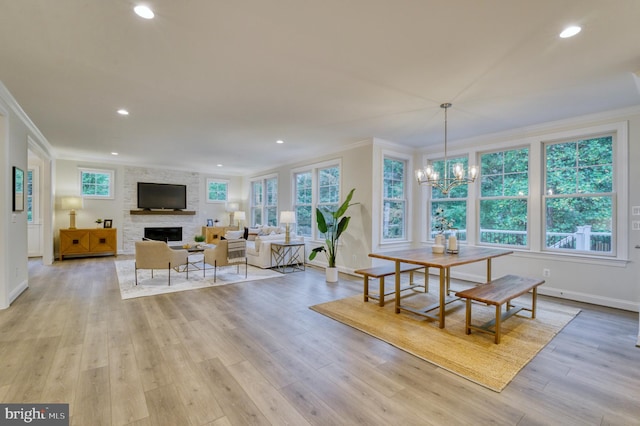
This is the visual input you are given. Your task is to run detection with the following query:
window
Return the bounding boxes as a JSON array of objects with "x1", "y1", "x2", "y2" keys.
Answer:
[
  {"x1": 27, "y1": 169, "x2": 34, "y2": 223},
  {"x1": 479, "y1": 147, "x2": 529, "y2": 246},
  {"x1": 429, "y1": 155, "x2": 470, "y2": 241},
  {"x1": 294, "y1": 172, "x2": 313, "y2": 237},
  {"x1": 383, "y1": 156, "x2": 406, "y2": 240},
  {"x1": 206, "y1": 179, "x2": 228, "y2": 203},
  {"x1": 544, "y1": 135, "x2": 614, "y2": 254},
  {"x1": 80, "y1": 168, "x2": 114, "y2": 199},
  {"x1": 250, "y1": 175, "x2": 278, "y2": 226},
  {"x1": 293, "y1": 162, "x2": 340, "y2": 239}
]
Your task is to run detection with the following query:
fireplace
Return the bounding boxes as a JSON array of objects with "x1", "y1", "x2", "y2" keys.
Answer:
[{"x1": 144, "y1": 227, "x2": 182, "y2": 242}]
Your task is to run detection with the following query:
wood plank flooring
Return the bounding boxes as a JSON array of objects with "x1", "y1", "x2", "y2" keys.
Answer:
[{"x1": 0, "y1": 257, "x2": 638, "y2": 425}]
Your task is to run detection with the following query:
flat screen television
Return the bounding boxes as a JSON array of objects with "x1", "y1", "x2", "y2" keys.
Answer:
[{"x1": 137, "y1": 182, "x2": 187, "y2": 210}]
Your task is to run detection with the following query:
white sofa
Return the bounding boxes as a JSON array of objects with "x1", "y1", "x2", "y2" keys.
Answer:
[{"x1": 245, "y1": 233, "x2": 305, "y2": 268}]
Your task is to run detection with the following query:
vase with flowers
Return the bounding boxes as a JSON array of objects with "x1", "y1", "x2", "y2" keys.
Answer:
[{"x1": 432, "y1": 207, "x2": 454, "y2": 253}]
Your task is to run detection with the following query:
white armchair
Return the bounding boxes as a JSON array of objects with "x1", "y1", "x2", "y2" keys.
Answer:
[
  {"x1": 135, "y1": 240, "x2": 189, "y2": 286},
  {"x1": 203, "y1": 239, "x2": 247, "y2": 282}
]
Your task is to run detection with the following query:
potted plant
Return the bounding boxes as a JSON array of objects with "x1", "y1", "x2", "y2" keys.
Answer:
[
  {"x1": 309, "y1": 188, "x2": 357, "y2": 282},
  {"x1": 95, "y1": 218, "x2": 103, "y2": 228}
]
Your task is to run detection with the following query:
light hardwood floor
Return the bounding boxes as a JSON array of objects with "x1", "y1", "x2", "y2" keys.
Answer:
[{"x1": 0, "y1": 257, "x2": 638, "y2": 425}]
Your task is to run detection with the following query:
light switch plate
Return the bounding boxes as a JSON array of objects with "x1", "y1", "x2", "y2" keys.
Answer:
[
  {"x1": 633, "y1": 221, "x2": 640, "y2": 231},
  {"x1": 633, "y1": 206, "x2": 640, "y2": 216}
]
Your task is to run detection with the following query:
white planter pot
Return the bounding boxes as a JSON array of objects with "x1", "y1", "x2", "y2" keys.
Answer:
[{"x1": 325, "y1": 267, "x2": 338, "y2": 283}]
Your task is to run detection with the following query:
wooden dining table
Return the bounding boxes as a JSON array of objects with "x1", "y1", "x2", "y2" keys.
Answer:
[{"x1": 368, "y1": 246, "x2": 513, "y2": 328}]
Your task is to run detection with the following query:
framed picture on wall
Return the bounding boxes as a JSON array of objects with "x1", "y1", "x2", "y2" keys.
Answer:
[
  {"x1": 207, "y1": 218, "x2": 214, "y2": 227},
  {"x1": 103, "y1": 219, "x2": 113, "y2": 228},
  {"x1": 13, "y1": 166, "x2": 24, "y2": 212}
]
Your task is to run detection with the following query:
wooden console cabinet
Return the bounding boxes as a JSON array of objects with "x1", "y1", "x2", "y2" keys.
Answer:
[
  {"x1": 59, "y1": 228, "x2": 117, "y2": 261},
  {"x1": 201, "y1": 226, "x2": 237, "y2": 244}
]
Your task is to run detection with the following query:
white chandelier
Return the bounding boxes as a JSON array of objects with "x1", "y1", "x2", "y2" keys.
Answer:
[{"x1": 415, "y1": 103, "x2": 478, "y2": 194}]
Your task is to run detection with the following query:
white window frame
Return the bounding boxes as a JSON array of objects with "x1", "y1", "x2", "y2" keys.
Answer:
[
  {"x1": 292, "y1": 159, "x2": 342, "y2": 241},
  {"x1": 250, "y1": 173, "x2": 278, "y2": 226},
  {"x1": 205, "y1": 178, "x2": 229, "y2": 203},
  {"x1": 79, "y1": 168, "x2": 114, "y2": 199},
  {"x1": 542, "y1": 133, "x2": 616, "y2": 257},
  {"x1": 382, "y1": 152, "x2": 410, "y2": 242},
  {"x1": 477, "y1": 146, "x2": 530, "y2": 248}
]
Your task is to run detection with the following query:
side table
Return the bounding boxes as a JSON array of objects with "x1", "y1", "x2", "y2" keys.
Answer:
[{"x1": 271, "y1": 242, "x2": 305, "y2": 273}]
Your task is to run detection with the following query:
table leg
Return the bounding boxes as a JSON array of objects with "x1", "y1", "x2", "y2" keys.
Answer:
[
  {"x1": 487, "y1": 258, "x2": 492, "y2": 282},
  {"x1": 439, "y1": 268, "x2": 446, "y2": 328},
  {"x1": 363, "y1": 276, "x2": 369, "y2": 302},
  {"x1": 395, "y1": 261, "x2": 401, "y2": 314}
]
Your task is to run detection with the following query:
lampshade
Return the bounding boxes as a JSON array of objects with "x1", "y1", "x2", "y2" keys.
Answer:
[
  {"x1": 62, "y1": 196, "x2": 83, "y2": 211},
  {"x1": 235, "y1": 211, "x2": 246, "y2": 221},
  {"x1": 226, "y1": 202, "x2": 239, "y2": 212},
  {"x1": 280, "y1": 211, "x2": 296, "y2": 224}
]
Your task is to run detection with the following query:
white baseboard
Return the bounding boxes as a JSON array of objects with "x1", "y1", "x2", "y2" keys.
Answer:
[
  {"x1": 443, "y1": 270, "x2": 639, "y2": 313},
  {"x1": 9, "y1": 279, "x2": 29, "y2": 306}
]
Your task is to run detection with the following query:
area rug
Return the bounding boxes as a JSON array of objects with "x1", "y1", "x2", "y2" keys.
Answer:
[
  {"x1": 310, "y1": 292, "x2": 580, "y2": 392},
  {"x1": 116, "y1": 258, "x2": 282, "y2": 300}
]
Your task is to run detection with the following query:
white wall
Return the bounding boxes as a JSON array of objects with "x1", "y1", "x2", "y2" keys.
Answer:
[{"x1": 0, "y1": 82, "x2": 54, "y2": 309}]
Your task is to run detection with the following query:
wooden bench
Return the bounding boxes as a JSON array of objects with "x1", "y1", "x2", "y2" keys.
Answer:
[
  {"x1": 355, "y1": 264, "x2": 428, "y2": 307},
  {"x1": 454, "y1": 274, "x2": 545, "y2": 344}
]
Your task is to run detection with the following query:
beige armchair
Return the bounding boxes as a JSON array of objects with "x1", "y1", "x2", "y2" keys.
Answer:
[
  {"x1": 135, "y1": 240, "x2": 189, "y2": 286},
  {"x1": 203, "y1": 239, "x2": 247, "y2": 282}
]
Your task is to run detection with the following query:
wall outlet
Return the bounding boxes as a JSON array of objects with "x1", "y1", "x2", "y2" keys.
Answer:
[
  {"x1": 543, "y1": 268, "x2": 551, "y2": 278},
  {"x1": 633, "y1": 221, "x2": 640, "y2": 231},
  {"x1": 633, "y1": 206, "x2": 640, "y2": 216}
]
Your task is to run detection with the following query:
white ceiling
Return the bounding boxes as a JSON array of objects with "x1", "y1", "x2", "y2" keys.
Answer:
[{"x1": 1, "y1": 0, "x2": 639, "y2": 175}]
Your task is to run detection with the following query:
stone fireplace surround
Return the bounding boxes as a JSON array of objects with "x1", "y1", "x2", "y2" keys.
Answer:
[{"x1": 122, "y1": 166, "x2": 203, "y2": 253}]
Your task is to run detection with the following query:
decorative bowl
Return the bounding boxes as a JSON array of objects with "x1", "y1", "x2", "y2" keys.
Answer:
[{"x1": 432, "y1": 244, "x2": 445, "y2": 254}]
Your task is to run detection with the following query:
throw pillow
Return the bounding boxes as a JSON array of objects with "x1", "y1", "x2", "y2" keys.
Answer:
[{"x1": 225, "y1": 230, "x2": 244, "y2": 239}]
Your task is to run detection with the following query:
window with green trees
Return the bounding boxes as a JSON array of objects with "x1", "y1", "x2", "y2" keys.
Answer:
[
  {"x1": 429, "y1": 155, "x2": 469, "y2": 241},
  {"x1": 80, "y1": 168, "x2": 113, "y2": 198},
  {"x1": 206, "y1": 179, "x2": 228, "y2": 203},
  {"x1": 479, "y1": 147, "x2": 529, "y2": 246},
  {"x1": 293, "y1": 163, "x2": 340, "y2": 238},
  {"x1": 383, "y1": 156, "x2": 406, "y2": 240},
  {"x1": 250, "y1": 176, "x2": 277, "y2": 226},
  {"x1": 544, "y1": 135, "x2": 614, "y2": 253},
  {"x1": 294, "y1": 172, "x2": 313, "y2": 237}
]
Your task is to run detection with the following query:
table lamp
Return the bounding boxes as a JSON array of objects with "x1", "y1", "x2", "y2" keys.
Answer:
[
  {"x1": 62, "y1": 196, "x2": 83, "y2": 229},
  {"x1": 227, "y1": 202, "x2": 239, "y2": 227},
  {"x1": 280, "y1": 211, "x2": 296, "y2": 244},
  {"x1": 235, "y1": 211, "x2": 246, "y2": 230}
]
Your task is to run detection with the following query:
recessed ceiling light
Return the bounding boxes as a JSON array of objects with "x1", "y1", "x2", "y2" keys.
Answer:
[
  {"x1": 217, "y1": 164, "x2": 223, "y2": 167},
  {"x1": 134, "y1": 5, "x2": 155, "y2": 19},
  {"x1": 276, "y1": 140, "x2": 284, "y2": 144},
  {"x1": 560, "y1": 26, "x2": 581, "y2": 38},
  {"x1": 117, "y1": 109, "x2": 129, "y2": 115},
  {"x1": 111, "y1": 152, "x2": 119, "y2": 156}
]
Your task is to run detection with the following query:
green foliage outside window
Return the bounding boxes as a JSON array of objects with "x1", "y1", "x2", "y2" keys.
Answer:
[
  {"x1": 545, "y1": 136, "x2": 613, "y2": 252},
  {"x1": 383, "y1": 157, "x2": 406, "y2": 239},
  {"x1": 207, "y1": 180, "x2": 227, "y2": 202},
  {"x1": 479, "y1": 148, "x2": 529, "y2": 246},
  {"x1": 81, "y1": 170, "x2": 112, "y2": 198}
]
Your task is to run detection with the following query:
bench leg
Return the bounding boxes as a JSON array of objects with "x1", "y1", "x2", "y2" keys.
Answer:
[
  {"x1": 363, "y1": 276, "x2": 369, "y2": 302},
  {"x1": 409, "y1": 270, "x2": 414, "y2": 284},
  {"x1": 465, "y1": 298, "x2": 472, "y2": 335},
  {"x1": 379, "y1": 276, "x2": 385, "y2": 307},
  {"x1": 495, "y1": 304, "x2": 502, "y2": 344}
]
